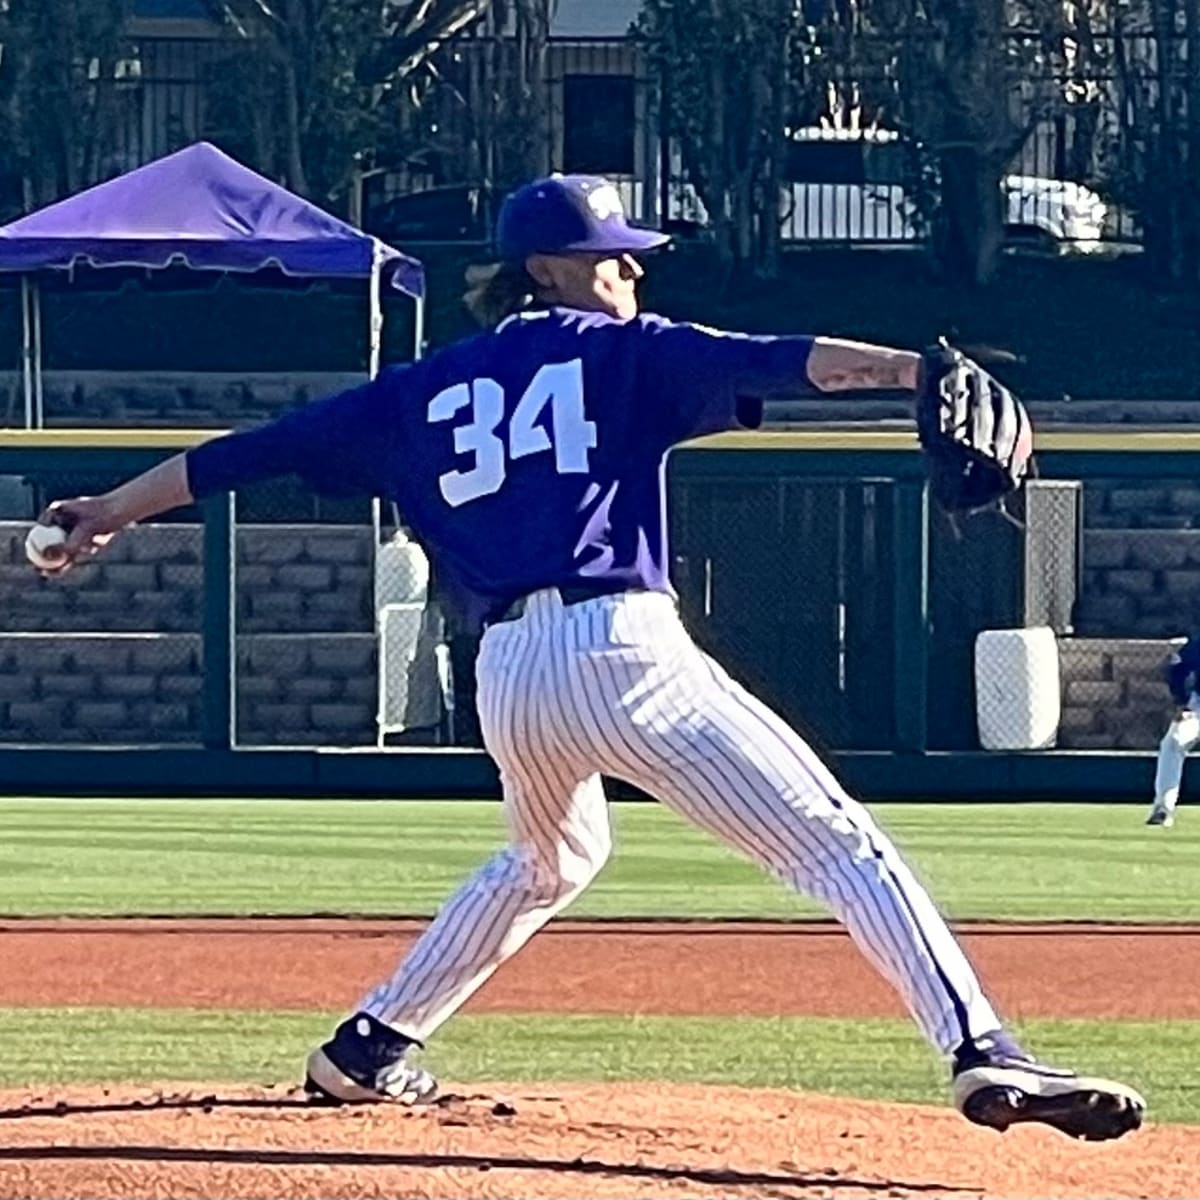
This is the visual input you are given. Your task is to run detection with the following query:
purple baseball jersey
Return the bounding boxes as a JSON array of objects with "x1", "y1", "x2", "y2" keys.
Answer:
[{"x1": 186, "y1": 308, "x2": 816, "y2": 630}]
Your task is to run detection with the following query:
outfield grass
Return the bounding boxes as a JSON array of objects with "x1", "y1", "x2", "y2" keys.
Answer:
[
  {"x1": 2, "y1": 1008, "x2": 1195, "y2": 1123},
  {"x1": 0, "y1": 798, "x2": 1195, "y2": 921}
]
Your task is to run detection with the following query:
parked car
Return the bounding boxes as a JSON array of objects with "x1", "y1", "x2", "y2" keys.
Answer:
[
  {"x1": 778, "y1": 126, "x2": 1109, "y2": 251},
  {"x1": 364, "y1": 184, "x2": 503, "y2": 244},
  {"x1": 364, "y1": 128, "x2": 1110, "y2": 253}
]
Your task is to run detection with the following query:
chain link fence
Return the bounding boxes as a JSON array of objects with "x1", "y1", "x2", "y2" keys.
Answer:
[
  {"x1": 72, "y1": 31, "x2": 1167, "y2": 252},
  {"x1": 671, "y1": 474, "x2": 898, "y2": 752},
  {"x1": 0, "y1": 464, "x2": 203, "y2": 745},
  {"x1": 1, "y1": 448, "x2": 1195, "y2": 757},
  {"x1": 0, "y1": 467, "x2": 456, "y2": 751},
  {"x1": 228, "y1": 484, "x2": 452, "y2": 748}
]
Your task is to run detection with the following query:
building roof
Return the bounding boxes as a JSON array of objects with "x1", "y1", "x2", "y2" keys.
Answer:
[
  {"x1": 550, "y1": 0, "x2": 642, "y2": 37},
  {"x1": 131, "y1": 0, "x2": 212, "y2": 19}
]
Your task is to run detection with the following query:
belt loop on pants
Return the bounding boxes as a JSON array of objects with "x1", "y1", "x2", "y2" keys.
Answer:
[{"x1": 491, "y1": 582, "x2": 640, "y2": 627}]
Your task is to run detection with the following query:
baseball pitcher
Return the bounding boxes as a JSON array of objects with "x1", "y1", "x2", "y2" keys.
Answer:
[{"x1": 35, "y1": 173, "x2": 1143, "y2": 1141}]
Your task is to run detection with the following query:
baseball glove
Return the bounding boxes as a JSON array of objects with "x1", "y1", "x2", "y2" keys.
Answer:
[{"x1": 915, "y1": 338, "x2": 1034, "y2": 514}]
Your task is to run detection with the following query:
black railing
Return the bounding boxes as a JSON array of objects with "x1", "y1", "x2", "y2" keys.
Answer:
[{"x1": 16, "y1": 29, "x2": 1192, "y2": 248}]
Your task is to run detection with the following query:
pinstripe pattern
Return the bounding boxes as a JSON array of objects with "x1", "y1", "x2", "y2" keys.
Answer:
[
  {"x1": 363, "y1": 589, "x2": 999, "y2": 1054},
  {"x1": 1153, "y1": 704, "x2": 1200, "y2": 817}
]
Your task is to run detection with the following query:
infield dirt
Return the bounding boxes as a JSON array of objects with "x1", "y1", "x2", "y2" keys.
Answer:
[{"x1": 0, "y1": 917, "x2": 1196, "y2": 1198}]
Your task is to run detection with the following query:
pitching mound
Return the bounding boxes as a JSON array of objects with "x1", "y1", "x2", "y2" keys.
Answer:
[{"x1": 0, "y1": 1082, "x2": 1195, "y2": 1199}]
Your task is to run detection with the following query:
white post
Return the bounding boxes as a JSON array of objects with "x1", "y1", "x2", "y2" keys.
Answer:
[
  {"x1": 368, "y1": 237, "x2": 384, "y2": 381},
  {"x1": 32, "y1": 279, "x2": 44, "y2": 428},
  {"x1": 413, "y1": 295, "x2": 426, "y2": 362},
  {"x1": 368, "y1": 239, "x2": 385, "y2": 745},
  {"x1": 19, "y1": 276, "x2": 32, "y2": 429}
]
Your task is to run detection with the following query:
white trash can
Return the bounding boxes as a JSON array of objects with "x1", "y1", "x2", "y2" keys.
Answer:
[{"x1": 974, "y1": 627, "x2": 1061, "y2": 750}]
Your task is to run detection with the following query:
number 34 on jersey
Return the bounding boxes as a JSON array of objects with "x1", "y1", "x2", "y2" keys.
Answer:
[{"x1": 427, "y1": 359, "x2": 597, "y2": 507}]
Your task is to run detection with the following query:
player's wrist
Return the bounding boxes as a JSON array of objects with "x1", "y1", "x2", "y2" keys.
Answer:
[
  {"x1": 91, "y1": 490, "x2": 138, "y2": 531},
  {"x1": 807, "y1": 339, "x2": 920, "y2": 392}
]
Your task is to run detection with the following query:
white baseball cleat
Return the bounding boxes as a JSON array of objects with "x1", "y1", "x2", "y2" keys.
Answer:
[{"x1": 952, "y1": 1033, "x2": 1145, "y2": 1141}]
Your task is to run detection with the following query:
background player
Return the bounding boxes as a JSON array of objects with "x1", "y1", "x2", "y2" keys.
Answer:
[
  {"x1": 1148, "y1": 633, "x2": 1200, "y2": 827},
  {"x1": 34, "y1": 173, "x2": 1144, "y2": 1141}
]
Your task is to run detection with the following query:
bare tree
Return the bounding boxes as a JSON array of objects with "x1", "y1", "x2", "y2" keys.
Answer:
[
  {"x1": 204, "y1": 0, "x2": 497, "y2": 200},
  {"x1": 636, "y1": 0, "x2": 796, "y2": 278},
  {"x1": 0, "y1": 0, "x2": 130, "y2": 210},
  {"x1": 904, "y1": 0, "x2": 1022, "y2": 284},
  {"x1": 467, "y1": 0, "x2": 555, "y2": 187},
  {"x1": 1113, "y1": 0, "x2": 1200, "y2": 283},
  {"x1": 795, "y1": 0, "x2": 1083, "y2": 285}
]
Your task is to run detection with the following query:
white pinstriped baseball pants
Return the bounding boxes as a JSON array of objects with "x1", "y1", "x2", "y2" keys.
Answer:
[
  {"x1": 1153, "y1": 701, "x2": 1200, "y2": 815},
  {"x1": 360, "y1": 589, "x2": 1001, "y2": 1054}
]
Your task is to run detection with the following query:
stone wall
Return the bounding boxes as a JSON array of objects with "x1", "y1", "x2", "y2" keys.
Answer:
[
  {"x1": 1, "y1": 520, "x2": 382, "y2": 746},
  {"x1": 0, "y1": 370, "x2": 361, "y2": 429},
  {"x1": 2, "y1": 510, "x2": 1195, "y2": 750},
  {"x1": 1, "y1": 522, "x2": 374, "y2": 634},
  {"x1": 1057, "y1": 637, "x2": 1178, "y2": 749},
  {"x1": 0, "y1": 631, "x2": 379, "y2": 745},
  {"x1": 1078, "y1": 509, "x2": 1200, "y2": 639},
  {"x1": 6, "y1": 370, "x2": 1200, "y2": 432}
]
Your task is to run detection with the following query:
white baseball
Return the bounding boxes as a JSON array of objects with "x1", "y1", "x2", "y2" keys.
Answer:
[{"x1": 25, "y1": 523, "x2": 69, "y2": 570}]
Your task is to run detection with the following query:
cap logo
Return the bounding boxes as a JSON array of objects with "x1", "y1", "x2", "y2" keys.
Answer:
[{"x1": 585, "y1": 183, "x2": 625, "y2": 220}]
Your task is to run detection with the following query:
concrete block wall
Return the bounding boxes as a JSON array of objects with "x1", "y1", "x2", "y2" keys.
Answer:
[
  {"x1": 2, "y1": 514, "x2": 1197, "y2": 749},
  {"x1": 235, "y1": 528, "x2": 374, "y2": 633},
  {"x1": 1, "y1": 521, "x2": 381, "y2": 745},
  {"x1": 0, "y1": 370, "x2": 361, "y2": 429},
  {"x1": 1056, "y1": 637, "x2": 1178, "y2": 749},
  {"x1": 19, "y1": 373, "x2": 1200, "y2": 431},
  {"x1": 236, "y1": 634, "x2": 377, "y2": 746},
  {"x1": 1079, "y1": 529, "x2": 1200, "y2": 638},
  {"x1": 2, "y1": 521, "x2": 374, "y2": 635},
  {"x1": 0, "y1": 634, "x2": 204, "y2": 744},
  {"x1": 0, "y1": 632, "x2": 380, "y2": 745},
  {"x1": 1, "y1": 524, "x2": 203, "y2": 632}
]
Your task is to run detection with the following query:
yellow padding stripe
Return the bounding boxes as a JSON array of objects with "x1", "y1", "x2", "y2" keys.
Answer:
[
  {"x1": 0, "y1": 429, "x2": 228, "y2": 450},
  {"x1": 683, "y1": 429, "x2": 1200, "y2": 453},
  {"x1": 3, "y1": 427, "x2": 1200, "y2": 454}
]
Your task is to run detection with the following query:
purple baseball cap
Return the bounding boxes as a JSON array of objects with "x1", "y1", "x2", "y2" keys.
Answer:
[{"x1": 496, "y1": 174, "x2": 670, "y2": 264}]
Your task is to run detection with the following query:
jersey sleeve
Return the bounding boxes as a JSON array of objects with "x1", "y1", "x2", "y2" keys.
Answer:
[
  {"x1": 634, "y1": 314, "x2": 816, "y2": 445},
  {"x1": 1166, "y1": 637, "x2": 1200, "y2": 704},
  {"x1": 185, "y1": 367, "x2": 405, "y2": 500}
]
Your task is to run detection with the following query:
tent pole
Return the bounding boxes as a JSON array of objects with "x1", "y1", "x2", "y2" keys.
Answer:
[
  {"x1": 413, "y1": 295, "x2": 426, "y2": 362},
  {"x1": 368, "y1": 238, "x2": 384, "y2": 381},
  {"x1": 20, "y1": 277, "x2": 32, "y2": 429},
  {"x1": 32, "y1": 279, "x2": 44, "y2": 428}
]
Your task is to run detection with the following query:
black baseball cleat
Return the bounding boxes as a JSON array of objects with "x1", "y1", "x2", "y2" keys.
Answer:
[
  {"x1": 304, "y1": 1011, "x2": 438, "y2": 1105},
  {"x1": 952, "y1": 1032, "x2": 1145, "y2": 1141}
]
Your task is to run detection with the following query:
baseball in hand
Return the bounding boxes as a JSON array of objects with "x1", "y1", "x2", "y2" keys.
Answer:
[{"x1": 25, "y1": 522, "x2": 69, "y2": 571}]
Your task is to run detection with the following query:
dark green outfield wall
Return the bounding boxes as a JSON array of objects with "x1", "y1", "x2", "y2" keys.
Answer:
[{"x1": 4, "y1": 247, "x2": 1199, "y2": 404}]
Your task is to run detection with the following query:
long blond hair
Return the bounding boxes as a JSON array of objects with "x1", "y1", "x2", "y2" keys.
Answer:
[{"x1": 462, "y1": 261, "x2": 538, "y2": 327}]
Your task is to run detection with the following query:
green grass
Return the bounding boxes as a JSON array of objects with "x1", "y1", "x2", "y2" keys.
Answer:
[
  {"x1": 0, "y1": 798, "x2": 1196, "y2": 921},
  {"x1": 1, "y1": 801, "x2": 1194, "y2": 1125},
  {"x1": 2, "y1": 1008, "x2": 1195, "y2": 1123}
]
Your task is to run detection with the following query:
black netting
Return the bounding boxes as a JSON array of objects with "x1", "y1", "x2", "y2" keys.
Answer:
[{"x1": 670, "y1": 475, "x2": 896, "y2": 751}]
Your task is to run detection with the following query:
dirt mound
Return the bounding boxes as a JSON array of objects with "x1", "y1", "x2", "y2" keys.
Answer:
[{"x1": 0, "y1": 1082, "x2": 1195, "y2": 1199}]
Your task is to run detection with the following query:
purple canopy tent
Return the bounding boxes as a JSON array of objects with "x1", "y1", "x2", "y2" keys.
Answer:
[{"x1": 0, "y1": 142, "x2": 426, "y2": 427}]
